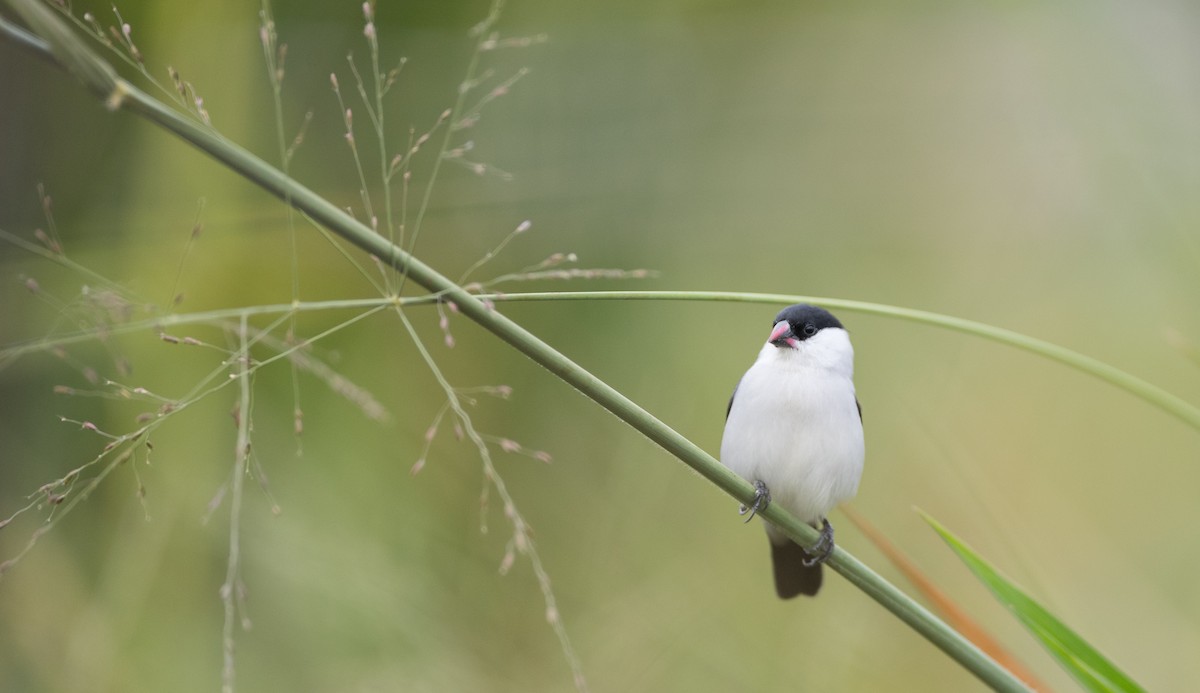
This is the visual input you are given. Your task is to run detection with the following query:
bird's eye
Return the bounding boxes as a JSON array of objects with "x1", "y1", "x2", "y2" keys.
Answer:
[{"x1": 802, "y1": 323, "x2": 818, "y2": 336}]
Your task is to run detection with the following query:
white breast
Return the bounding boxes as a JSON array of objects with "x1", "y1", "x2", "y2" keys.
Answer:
[{"x1": 720, "y1": 328, "x2": 865, "y2": 526}]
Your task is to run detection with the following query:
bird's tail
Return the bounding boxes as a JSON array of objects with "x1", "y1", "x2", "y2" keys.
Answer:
[{"x1": 770, "y1": 539, "x2": 822, "y2": 598}]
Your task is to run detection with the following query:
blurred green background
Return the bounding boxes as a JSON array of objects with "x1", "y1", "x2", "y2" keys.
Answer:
[{"x1": 2, "y1": 1, "x2": 1199, "y2": 691}]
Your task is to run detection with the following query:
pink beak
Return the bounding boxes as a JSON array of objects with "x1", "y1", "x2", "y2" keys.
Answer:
[{"x1": 769, "y1": 321, "x2": 796, "y2": 347}]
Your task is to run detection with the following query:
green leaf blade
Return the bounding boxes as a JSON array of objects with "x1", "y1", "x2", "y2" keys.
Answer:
[{"x1": 922, "y1": 512, "x2": 1147, "y2": 693}]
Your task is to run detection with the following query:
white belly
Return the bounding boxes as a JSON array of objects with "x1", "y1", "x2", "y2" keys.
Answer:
[{"x1": 720, "y1": 354, "x2": 864, "y2": 526}]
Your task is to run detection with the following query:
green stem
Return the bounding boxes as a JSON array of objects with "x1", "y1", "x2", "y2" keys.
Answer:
[
  {"x1": 1, "y1": 6, "x2": 1027, "y2": 691},
  {"x1": 458, "y1": 291, "x2": 1200, "y2": 433},
  {"x1": 12, "y1": 286, "x2": 1191, "y2": 434}
]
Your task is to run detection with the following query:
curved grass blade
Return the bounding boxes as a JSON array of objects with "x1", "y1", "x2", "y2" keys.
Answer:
[
  {"x1": 921, "y1": 511, "x2": 1146, "y2": 693},
  {"x1": 843, "y1": 506, "x2": 1049, "y2": 691}
]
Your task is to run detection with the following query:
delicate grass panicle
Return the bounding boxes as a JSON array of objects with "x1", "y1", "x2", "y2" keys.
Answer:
[
  {"x1": 3, "y1": 1, "x2": 597, "y2": 691},
  {"x1": 2, "y1": 1, "x2": 1188, "y2": 692}
]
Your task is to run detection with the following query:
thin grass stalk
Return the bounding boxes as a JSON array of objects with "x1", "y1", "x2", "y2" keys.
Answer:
[{"x1": 455, "y1": 291, "x2": 1200, "y2": 433}]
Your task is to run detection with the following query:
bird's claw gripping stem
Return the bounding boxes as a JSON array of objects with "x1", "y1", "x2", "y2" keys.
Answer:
[
  {"x1": 802, "y1": 518, "x2": 835, "y2": 567},
  {"x1": 739, "y1": 480, "x2": 771, "y2": 523}
]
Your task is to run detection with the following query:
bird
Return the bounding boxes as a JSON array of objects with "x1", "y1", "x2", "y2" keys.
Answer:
[{"x1": 720, "y1": 304, "x2": 865, "y2": 598}]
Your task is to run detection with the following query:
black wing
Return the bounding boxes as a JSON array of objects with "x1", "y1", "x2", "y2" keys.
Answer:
[
  {"x1": 856, "y1": 398, "x2": 863, "y2": 422},
  {"x1": 725, "y1": 378, "x2": 742, "y2": 420}
]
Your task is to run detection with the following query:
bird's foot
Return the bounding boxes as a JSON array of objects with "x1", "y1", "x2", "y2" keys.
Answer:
[
  {"x1": 738, "y1": 480, "x2": 771, "y2": 523},
  {"x1": 802, "y1": 518, "x2": 835, "y2": 567}
]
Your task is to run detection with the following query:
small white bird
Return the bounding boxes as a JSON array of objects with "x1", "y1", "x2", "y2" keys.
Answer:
[{"x1": 720, "y1": 304, "x2": 865, "y2": 598}]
